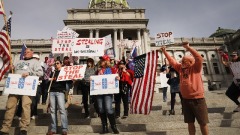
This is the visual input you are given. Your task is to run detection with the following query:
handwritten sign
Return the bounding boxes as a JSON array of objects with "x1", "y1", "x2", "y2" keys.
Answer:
[
  {"x1": 72, "y1": 38, "x2": 105, "y2": 56},
  {"x1": 3, "y1": 74, "x2": 39, "y2": 96},
  {"x1": 104, "y1": 34, "x2": 113, "y2": 50},
  {"x1": 57, "y1": 64, "x2": 87, "y2": 81},
  {"x1": 105, "y1": 48, "x2": 115, "y2": 58},
  {"x1": 230, "y1": 62, "x2": 240, "y2": 86},
  {"x1": 52, "y1": 39, "x2": 74, "y2": 54},
  {"x1": 155, "y1": 32, "x2": 174, "y2": 46},
  {"x1": 90, "y1": 74, "x2": 119, "y2": 95},
  {"x1": 117, "y1": 39, "x2": 141, "y2": 48},
  {"x1": 57, "y1": 26, "x2": 79, "y2": 39}
]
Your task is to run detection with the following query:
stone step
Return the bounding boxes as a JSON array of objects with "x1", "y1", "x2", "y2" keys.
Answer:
[
  {"x1": 26, "y1": 127, "x2": 240, "y2": 135},
  {"x1": 5, "y1": 122, "x2": 240, "y2": 135},
  {"x1": 2, "y1": 111, "x2": 240, "y2": 126}
]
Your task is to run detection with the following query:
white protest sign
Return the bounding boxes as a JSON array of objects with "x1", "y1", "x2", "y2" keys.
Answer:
[
  {"x1": 159, "y1": 72, "x2": 169, "y2": 88},
  {"x1": 230, "y1": 62, "x2": 240, "y2": 86},
  {"x1": 117, "y1": 39, "x2": 128, "y2": 48},
  {"x1": 104, "y1": 34, "x2": 113, "y2": 50},
  {"x1": 52, "y1": 39, "x2": 74, "y2": 54},
  {"x1": 155, "y1": 32, "x2": 174, "y2": 46},
  {"x1": 72, "y1": 38, "x2": 105, "y2": 56},
  {"x1": 105, "y1": 49, "x2": 115, "y2": 58},
  {"x1": 57, "y1": 64, "x2": 87, "y2": 81},
  {"x1": 57, "y1": 26, "x2": 79, "y2": 39},
  {"x1": 90, "y1": 74, "x2": 119, "y2": 95},
  {"x1": 3, "y1": 74, "x2": 39, "y2": 96},
  {"x1": 127, "y1": 40, "x2": 141, "y2": 48}
]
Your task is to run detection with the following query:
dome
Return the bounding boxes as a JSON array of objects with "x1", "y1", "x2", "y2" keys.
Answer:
[
  {"x1": 210, "y1": 27, "x2": 237, "y2": 38},
  {"x1": 89, "y1": 0, "x2": 130, "y2": 9}
]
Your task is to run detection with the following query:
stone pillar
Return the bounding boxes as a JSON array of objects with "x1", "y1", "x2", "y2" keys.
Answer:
[
  {"x1": 119, "y1": 29, "x2": 124, "y2": 59},
  {"x1": 114, "y1": 29, "x2": 119, "y2": 59},
  {"x1": 89, "y1": 29, "x2": 93, "y2": 38},
  {"x1": 95, "y1": 29, "x2": 99, "y2": 38},
  {"x1": 143, "y1": 29, "x2": 148, "y2": 53},
  {"x1": 137, "y1": 29, "x2": 142, "y2": 55},
  {"x1": 205, "y1": 50, "x2": 214, "y2": 81}
]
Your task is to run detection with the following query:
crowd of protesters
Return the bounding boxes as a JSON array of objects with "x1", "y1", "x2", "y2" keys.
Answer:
[{"x1": 0, "y1": 42, "x2": 240, "y2": 135}]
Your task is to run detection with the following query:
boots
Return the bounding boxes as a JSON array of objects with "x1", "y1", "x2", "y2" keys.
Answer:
[
  {"x1": 169, "y1": 110, "x2": 175, "y2": 115},
  {"x1": 107, "y1": 114, "x2": 119, "y2": 134},
  {"x1": 99, "y1": 113, "x2": 109, "y2": 134}
]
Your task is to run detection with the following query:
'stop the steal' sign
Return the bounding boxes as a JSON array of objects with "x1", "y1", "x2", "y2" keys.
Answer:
[
  {"x1": 155, "y1": 32, "x2": 174, "y2": 46},
  {"x1": 57, "y1": 64, "x2": 87, "y2": 81},
  {"x1": 72, "y1": 38, "x2": 105, "y2": 56}
]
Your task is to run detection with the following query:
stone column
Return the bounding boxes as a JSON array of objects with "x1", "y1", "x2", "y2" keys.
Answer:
[
  {"x1": 119, "y1": 29, "x2": 124, "y2": 59},
  {"x1": 89, "y1": 29, "x2": 93, "y2": 38},
  {"x1": 114, "y1": 29, "x2": 119, "y2": 59},
  {"x1": 205, "y1": 50, "x2": 214, "y2": 81},
  {"x1": 95, "y1": 29, "x2": 99, "y2": 38},
  {"x1": 137, "y1": 29, "x2": 142, "y2": 55},
  {"x1": 143, "y1": 29, "x2": 148, "y2": 53}
]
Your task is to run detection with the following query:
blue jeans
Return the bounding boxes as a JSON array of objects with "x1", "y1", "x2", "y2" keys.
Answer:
[
  {"x1": 97, "y1": 94, "x2": 114, "y2": 114},
  {"x1": 49, "y1": 92, "x2": 68, "y2": 132}
]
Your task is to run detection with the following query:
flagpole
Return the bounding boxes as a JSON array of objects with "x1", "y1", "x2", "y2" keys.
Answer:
[{"x1": 1, "y1": 0, "x2": 13, "y2": 73}]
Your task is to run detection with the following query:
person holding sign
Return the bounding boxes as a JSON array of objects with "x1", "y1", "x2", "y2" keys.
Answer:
[
  {"x1": 0, "y1": 48, "x2": 43, "y2": 135},
  {"x1": 46, "y1": 60, "x2": 69, "y2": 135},
  {"x1": 96, "y1": 55, "x2": 120, "y2": 134},
  {"x1": 218, "y1": 51, "x2": 240, "y2": 112},
  {"x1": 82, "y1": 58, "x2": 99, "y2": 118},
  {"x1": 160, "y1": 42, "x2": 209, "y2": 135}
]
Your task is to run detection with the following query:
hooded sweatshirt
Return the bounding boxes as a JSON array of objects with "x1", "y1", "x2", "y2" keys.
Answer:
[{"x1": 163, "y1": 47, "x2": 204, "y2": 99}]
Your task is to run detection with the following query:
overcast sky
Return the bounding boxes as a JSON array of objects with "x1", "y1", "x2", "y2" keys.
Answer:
[{"x1": 1, "y1": 0, "x2": 240, "y2": 39}]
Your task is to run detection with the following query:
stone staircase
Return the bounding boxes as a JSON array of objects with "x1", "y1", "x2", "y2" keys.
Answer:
[{"x1": 0, "y1": 90, "x2": 240, "y2": 135}]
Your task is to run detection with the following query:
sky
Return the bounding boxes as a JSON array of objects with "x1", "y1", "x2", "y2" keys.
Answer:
[{"x1": 1, "y1": 0, "x2": 240, "y2": 40}]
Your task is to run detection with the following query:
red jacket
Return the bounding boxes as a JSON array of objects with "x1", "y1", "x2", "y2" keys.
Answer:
[{"x1": 119, "y1": 69, "x2": 134, "y2": 85}]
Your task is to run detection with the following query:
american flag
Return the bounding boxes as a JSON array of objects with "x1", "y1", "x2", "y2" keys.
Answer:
[
  {"x1": 0, "y1": 15, "x2": 11, "y2": 80},
  {"x1": 130, "y1": 50, "x2": 158, "y2": 115},
  {"x1": 0, "y1": 2, "x2": 4, "y2": 15},
  {"x1": 20, "y1": 43, "x2": 27, "y2": 60}
]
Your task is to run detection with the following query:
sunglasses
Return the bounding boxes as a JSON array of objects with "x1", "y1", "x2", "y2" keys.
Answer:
[
  {"x1": 55, "y1": 62, "x2": 60, "y2": 65},
  {"x1": 230, "y1": 55, "x2": 237, "y2": 57}
]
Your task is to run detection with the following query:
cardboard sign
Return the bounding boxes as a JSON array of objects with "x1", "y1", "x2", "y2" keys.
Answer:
[
  {"x1": 57, "y1": 26, "x2": 79, "y2": 39},
  {"x1": 57, "y1": 64, "x2": 87, "y2": 81},
  {"x1": 155, "y1": 32, "x2": 174, "y2": 46},
  {"x1": 105, "y1": 48, "x2": 115, "y2": 58},
  {"x1": 104, "y1": 34, "x2": 113, "y2": 50},
  {"x1": 90, "y1": 74, "x2": 119, "y2": 95},
  {"x1": 52, "y1": 39, "x2": 74, "y2": 54},
  {"x1": 230, "y1": 62, "x2": 240, "y2": 86},
  {"x1": 117, "y1": 39, "x2": 129, "y2": 48},
  {"x1": 72, "y1": 38, "x2": 105, "y2": 56},
  {"x1": 3, "y1": 74, "x2": 39, "y2": 96},
  {"x1": 127, "y1": 40, "x2": 141, "y2": 48}
]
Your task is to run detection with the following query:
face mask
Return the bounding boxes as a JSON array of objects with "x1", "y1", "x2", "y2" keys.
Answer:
[{"x1": 88, "y1": 63, "x2": 92, "y2": 66}]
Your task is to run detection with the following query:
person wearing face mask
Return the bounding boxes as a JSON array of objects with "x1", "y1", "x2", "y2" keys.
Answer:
[
  {"x1": 82, "y1": 58, "x2": 99, "y2": 118},
  {"x1": 160, "y1": 42, "x2": 209, "y2": 135}
]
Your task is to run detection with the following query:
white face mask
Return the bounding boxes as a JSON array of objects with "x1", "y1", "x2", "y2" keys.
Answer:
[{"x1": 87, "y1": 63, "x2": 92, "y2": 67}]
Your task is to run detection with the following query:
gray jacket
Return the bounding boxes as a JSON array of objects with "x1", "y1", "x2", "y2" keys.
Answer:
[{"x1": 14, "y1": 58, "x2": 43, "y2": 77}]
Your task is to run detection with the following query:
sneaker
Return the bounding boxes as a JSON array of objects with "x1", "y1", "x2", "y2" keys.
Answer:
[
  {"x1": 84, "y1": 114, "x2": 90, "y2": 119},
  {"x1": 46, "y1": 131, "x2": 56, "y2": 135},
  {"x1": 20, "y1": 130, "x2": 27, "y2": 135},
  {"x1": 62, "y1": 131, "x2": 67, "y2": 135},
  {"x1": 233, "y1": 106, "x2": 240, "y2": 112},
  {"x1": 115, "y1": 115, "x2": 120, "y2": 119}
]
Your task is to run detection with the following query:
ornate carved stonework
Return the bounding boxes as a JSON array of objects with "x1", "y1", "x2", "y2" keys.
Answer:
[{"x1": 89, "y1": 0, "x2": 130, "y2": 9}]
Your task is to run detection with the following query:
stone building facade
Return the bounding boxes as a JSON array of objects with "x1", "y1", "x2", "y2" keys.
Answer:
[{"x1": 8, "y1": 0, "x2": 237, "y2": 90}]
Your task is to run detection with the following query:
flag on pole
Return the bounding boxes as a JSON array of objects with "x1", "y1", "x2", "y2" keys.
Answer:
[
  {"x1": 20, "y1": 43, "x2": 27, "y2": 60},
  {"x1": 0, "y1": 2, "x2": 4, "y2": 15},
  {"x1": 0, "y1": 15, "x2": 12, "y2": 80},
  {"x1": 130, "y1": 50, "x2": 158, "y2": 115},
  {"x1": 131, "y1": 46, "x2": 137, "y2": 58}
]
